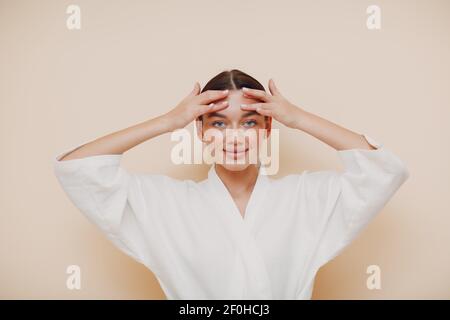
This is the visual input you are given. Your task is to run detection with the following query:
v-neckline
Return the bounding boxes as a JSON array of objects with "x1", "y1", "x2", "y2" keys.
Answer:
[
  {"x1": 208, "y1": 163, "x2": 267, "y2": 224},
  {"x1": 205, "y1": 163, "x2": 273, "y2": 298}
]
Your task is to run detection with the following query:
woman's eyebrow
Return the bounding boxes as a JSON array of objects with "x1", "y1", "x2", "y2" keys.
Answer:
[
  {"x1": 205, "y1": 111, "x2": 260, "y2": 119},
  {"x1": 241, "y1": 111, "x2": 261, "y2": 118},
  {"x1": 205, "y1": 112, "x2": 227, "y2": 119}
]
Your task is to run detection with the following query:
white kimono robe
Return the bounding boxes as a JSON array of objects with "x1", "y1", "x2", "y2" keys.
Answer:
[{"x1": 53, "y1": 134, "x2": 409, "y2": 299}]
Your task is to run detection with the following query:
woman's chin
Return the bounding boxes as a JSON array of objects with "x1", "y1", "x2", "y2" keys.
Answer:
[
  {"x1": 218, "y1": 162, "x2": 251, "y2": 172},
  {"x1": 213, "y1": 148, "x2": 260, "y2": 171}
]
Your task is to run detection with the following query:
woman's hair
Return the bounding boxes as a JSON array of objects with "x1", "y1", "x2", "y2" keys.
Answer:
[
  {"x1": 198, "y1": 69, "x2": 267, "y2": 123},
  {"x1": 201, "y1": 69, "x2": 265, "y2": 93}
]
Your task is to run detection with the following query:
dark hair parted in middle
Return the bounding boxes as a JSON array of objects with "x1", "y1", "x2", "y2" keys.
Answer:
[{"x1": 201, "y1": 69, "x2": 265, "y2": 93}]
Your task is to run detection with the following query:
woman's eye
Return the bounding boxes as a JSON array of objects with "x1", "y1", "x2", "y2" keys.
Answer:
[
  {"x1": 212, "y1": 121, "x2": 226, "y2": 128},
  {"x1": 243, "y1": 120, "x2": 257, "y2": 127}
]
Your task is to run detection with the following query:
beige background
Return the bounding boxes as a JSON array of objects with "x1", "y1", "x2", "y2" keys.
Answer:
[{"x1": 1, "y1": 0, "x2": 449, "y2": 299}]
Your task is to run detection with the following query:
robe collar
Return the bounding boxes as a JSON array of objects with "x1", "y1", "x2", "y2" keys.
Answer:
[
  {"x1": 205, "y1": 162, "x2": 273, "y2": 299},
  {"x1": 207, "y1": 163, "x2": 269, "y2": 220}
]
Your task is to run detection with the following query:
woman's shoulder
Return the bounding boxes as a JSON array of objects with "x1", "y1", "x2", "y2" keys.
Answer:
[
  {"x1": 268, "y1": 169, "x2": 340, "y2": 194},
  {"x1": 132, "y1": 172, "x2": 204, "y2": 192}
]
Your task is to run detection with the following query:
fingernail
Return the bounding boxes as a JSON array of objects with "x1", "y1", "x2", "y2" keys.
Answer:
[
  {"x1": 240, "y1": 104, "x2": 247, "y2": 107},
  {"x1": 209, "y1": 103, "x2": 215, "y2": 107},
  {"x1": 242, "y1": 87, "x2": 249, "y2": 91},
  {"x1": 223, "y1": 89, "x2": 229, "y2": 94},
  {"x1": 222, "y1": 101, "x2": 228, "y2": 105}
]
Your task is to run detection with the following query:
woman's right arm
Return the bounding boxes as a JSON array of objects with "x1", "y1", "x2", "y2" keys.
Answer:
[
  {"x1": 59, "y1": 83, "x2": 230, "y2": 161},
  {"x1": 53, "y1": 83, "x2": 230, "y2": 272}
]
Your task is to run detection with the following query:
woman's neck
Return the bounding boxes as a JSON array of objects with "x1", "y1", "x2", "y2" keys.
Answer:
[{"x1": 215, "y1": 164, "x2": 259, "y2": 198}]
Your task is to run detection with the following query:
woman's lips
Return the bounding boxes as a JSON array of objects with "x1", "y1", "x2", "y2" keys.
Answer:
[{"x1": 223, "y1": 148, "x2": 249, "y2": 156}]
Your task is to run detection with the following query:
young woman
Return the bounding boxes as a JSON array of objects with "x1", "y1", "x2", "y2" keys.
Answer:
[{"x1": 53, "y1": 69, "x2": 409, "y2": 299}]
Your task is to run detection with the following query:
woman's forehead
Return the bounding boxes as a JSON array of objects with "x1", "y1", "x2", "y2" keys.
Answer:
[{"x1": 210, "y1": 90, "x2": 263, "y2": 118}]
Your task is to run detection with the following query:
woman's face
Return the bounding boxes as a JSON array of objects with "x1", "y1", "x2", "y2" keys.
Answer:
[{"x1": 197, "y1": 89, "x2": 271, "y2": 172}]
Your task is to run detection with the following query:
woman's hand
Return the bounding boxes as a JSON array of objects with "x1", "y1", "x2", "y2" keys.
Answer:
[
  {"x1": 163, "y1": 82, "x2": 230, "y2": 131},
  {"x1": 240, "y1": 79, "x2": 304, "y2": 128},
  {"x1": 241, "y1": 79, "x2": 378, "y2": 151}
]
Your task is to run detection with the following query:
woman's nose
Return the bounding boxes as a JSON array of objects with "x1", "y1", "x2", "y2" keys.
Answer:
[
  {"x1": 224, "y1": 128, "x2": 247, "y2": 146},
  {"x1": 225, "y1": 127, "x2": 245, "y2": 138}
]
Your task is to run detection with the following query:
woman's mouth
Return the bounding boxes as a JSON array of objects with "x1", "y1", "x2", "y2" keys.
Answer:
[{"x1": 223, "y1": 148, "x2": 249, "y2": 157}]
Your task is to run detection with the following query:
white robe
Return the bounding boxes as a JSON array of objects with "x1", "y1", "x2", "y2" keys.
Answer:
[{"x1": 53, "y1": 134, "x2": 409, "y2": 299}]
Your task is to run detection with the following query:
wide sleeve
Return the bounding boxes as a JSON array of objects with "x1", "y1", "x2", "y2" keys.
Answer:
[
  {"x1": 52, "y1": 144, "x2": 152, "y2": 267},
  {"x1": 305, "y1": 133, "x2": 410, "y2": 267}
]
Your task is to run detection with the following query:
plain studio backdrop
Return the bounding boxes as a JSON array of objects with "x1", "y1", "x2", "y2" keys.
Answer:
[{"x1": 1, "y1": 0, "x2": 449, "y2": 299}]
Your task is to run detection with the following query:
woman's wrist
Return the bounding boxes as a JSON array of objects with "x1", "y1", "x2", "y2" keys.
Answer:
[
  {"x1": 156, "y1": 113, "x2": 180, "y2": 133},
  {"x1": 288, "y1": 106, "x2": 309, "y2": 130}
]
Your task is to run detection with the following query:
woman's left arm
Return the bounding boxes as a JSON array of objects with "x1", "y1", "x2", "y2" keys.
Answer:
[
  {"x1": 240, "y1": 78, "x2": 376, "y2": 151},
  {"x1": 242, "y1": 79, "x2": 410, "y2": 266}
]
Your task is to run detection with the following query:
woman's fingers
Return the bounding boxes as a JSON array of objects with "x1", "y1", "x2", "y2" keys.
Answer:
[
  {"x1": 181, "y1": 82, "x2": 201, "y2": 103},
  {"x1": 189, "y1": 82, "x2": 201, "y2": 97},
  {"x1": 240, "y1": 102, "x2": 272, "y2": 110},
  {"x1": 198, "y1": 100, "x2": 229, "y2": 116},
  {"x1": 268, "y1": 78, "x2": 281, "y2": 96},
  {"x1": 254, "y1": 108, "x2": 272, "y2": 116},
  {"x1": 241, "y1": 87, "x2": 270, "y2": 101},
  {"x1": 240, "y1": 102, "x2": 274, "y2": 116},
  {"x1": 196, "y1": 89, "x2": 230, "y2": 105}
]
